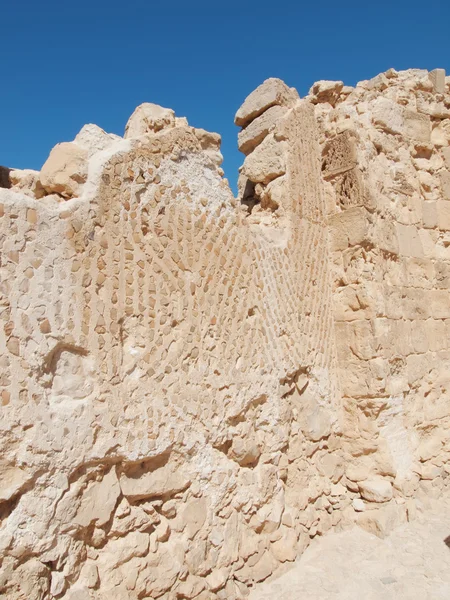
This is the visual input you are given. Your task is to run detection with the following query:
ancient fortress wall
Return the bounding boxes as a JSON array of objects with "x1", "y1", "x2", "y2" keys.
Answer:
[{"x1": 0, "y1": 68, "x2": 449, "y2": 599}]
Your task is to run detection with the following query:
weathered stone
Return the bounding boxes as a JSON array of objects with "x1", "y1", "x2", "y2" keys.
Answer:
[
  {"x1": 124, "y1": 102, "x2": 176, "y2": 138},
  {"x1": 241, "y1": 133, "x2": 287, "y2": 184},
  {"x1": 73, "y1": 468, "x2": 121, "y2": 527},
  {"x1": 2, "y1": 67, "x2": 450, "y2": 600},
  {"x1": 9, "y1": 169, "x2": 45, "y2": 199},
  {"x1": 358, "y1": 478, "x2": 393, "y2": 503},
  {"x1": 40, "y1": 142, "x2": 88, "y2": 198},
  {"x1": 119, "y1": 461, "x2": 191, "y2": 501},
  {"x1": 429, "y1": 68, "x2": 446, "y2": 94},
  {"x1": 371, "y1": 97, "x2": 404, "y2": 135},
  {"x1": 309, "y1": 80, "x2": 344, "y2": 106},
  {"x1": 0, "y1": 463, "x2": 32, "y2": 502},
  {"x1": 235, "y1": 78, "x2": 298, "y2": 127},
  {"x1": 74, "y1": 124, "x2": 121, "y2": 157},
  {"x1": 238, "y1": 105, "x2": 288, "y2": 155}
]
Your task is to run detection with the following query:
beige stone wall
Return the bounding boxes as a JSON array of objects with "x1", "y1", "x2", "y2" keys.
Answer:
[
  {"x1": 0, "y1": 92, "x2": 344, "y2": 599},
  {"x1": 0, "y1": 69, "x2": 449, "y2": 599},
  {"x1": 314, "y1": 68, "x2": 450, "y2": 533}
]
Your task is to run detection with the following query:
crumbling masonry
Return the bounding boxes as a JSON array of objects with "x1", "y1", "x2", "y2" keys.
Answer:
[{"x1": 1, "y1": 67, "x2": 450, "y2": 599}]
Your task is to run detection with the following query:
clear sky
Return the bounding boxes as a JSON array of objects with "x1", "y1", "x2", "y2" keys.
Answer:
[{"x1": 1, "y1": 0, "x2": 449, "y2": 193}]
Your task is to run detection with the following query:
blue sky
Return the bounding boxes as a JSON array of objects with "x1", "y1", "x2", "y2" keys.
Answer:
[{"x1": 1, "y1": 0, "x2": 449, "y2": 193}]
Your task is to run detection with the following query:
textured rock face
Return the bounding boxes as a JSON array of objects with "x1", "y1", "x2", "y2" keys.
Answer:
[{"x1": 0, "y1": 67, "x2": 449, "y2": 599}]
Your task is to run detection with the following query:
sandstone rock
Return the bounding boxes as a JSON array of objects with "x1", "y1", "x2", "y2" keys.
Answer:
[
  {"x1": 73, "y1": 467, "x2": 121, "y2": 528},
  {"x1": 271, "y1": 528, "x2": 297, "y2": 562},
  {"x1": 0, "y1": 463, "x2": 32, "y2": 502},
  {"x1": 235, "y1": 78, "x2": 298, "y2": 127},
  {"x1": 181, "y1": 497, "x2": 207, "y2": 539},
  {"x1": 9, "y1": 169, "x2": 45, "y2": 199},
  {"x1": 74, "y1": 123, "x2": 121, "y2": 157},
  {"x1": 205, "y1": 567, "x2": 229, "y2": 592},
  {"x1": 40, "y1": 142, "x2": 88, "y2": 198},
  {"x1": 429, "y1": 68, "x2": 446, "y2": 94},
  {"x1": 371, "y1": 97, "x2": 404, "y2": 135},
  {"x1": 309, "y1": 80, "x2": 344, "y2": 106},
  {"x1": 358, "y1": 477, "x2": 393, "y2": 503},
  {"x1": 118, "y1": 460, "x2": 191, "y2": 501},
  {"x1": 357, "y1": 502, "x2": 406, "y2": 538},
  {"x1": 241, "y1": 133, "x2": 287, "y2": 184},
  {"x1": 50, "y1": 571, "x2": 65, "y2": 597},
  {"x1": 403, "y1": 110, "x2": 431, "y2": 142},
  {"x1": 194, "y1": 128, "x2": 223, "y2": 166},
  {"x1": 238, "y1": 105, "x2": 288, "y2": 155},
  {"x1": 124, "y1": 103, "x2": 176, "y2": 138},
  {"x1": 352, "y1": 498, "x2": 366, "y2": 512},
  {"x1": 228, "y1": 434, "x2": 261, "y2": 466}
]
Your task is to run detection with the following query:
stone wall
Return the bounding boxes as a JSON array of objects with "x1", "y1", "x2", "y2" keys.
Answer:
[
  {"x1": 313, "y1": 68, "x2": 450, "y2": 533},
  {"x1": 0, "y1": 69, "x2": 449, "y2": 599}
]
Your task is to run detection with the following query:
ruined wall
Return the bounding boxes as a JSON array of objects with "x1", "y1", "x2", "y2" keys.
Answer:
[
  {"x1": 313, "y1": 68, "x2": 450, "y2": 533},
  {"x1": 0, "y1": 69, "x2": 449, "y2": 599}
]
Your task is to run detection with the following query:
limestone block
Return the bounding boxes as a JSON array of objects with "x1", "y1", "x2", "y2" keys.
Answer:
[
  {"x1": 303, "y1": 407, "x2": 332, "y2": 442},
  {"x1": 0, "y1": 462, "x2": 32, "y2": 502},
  {"x1": 74, "y1": 123, "x2": 121, "y2": 157},
  {"x1": 395, "y1": 223, "x2": 424, "y2": 258},
  {"x1": 309, "y1": 80, "x2": 344, "y2": 106},
  {"x1": 328, "y1": 207, "x2": 372, "y2": 251},
  {"x1": 377, "y1": 218, "x2": 399, "y2": 254},
  {"x1": 118, "y1": 461, "x2": 191, "y2": 501},
  {"x1": 322, "y1": 130, "x2": 358, "y2": 179},
  {"x1": 371, "y1": 97, "x2": 404, "y2": 135},
  {"x1": 78, "y1": 562, "x2": 99, "y2": 589},
  {"x1": 416, "y1": 92, "x2": 450, "y2": 119},
  {"x1": 436, "y1": 261, "x2": 450, "y2": 289},
  {"x1": 40, "y1": 142, "x2": 88, "y2": 198},
  {"x1": 437, "y1": 200, "x2": 450, "y2": 230},
  {"x1": 403, "y1": 110, "x2": 431, "y2": 142},
  {"x1": 99, "y1": 531, "x2": 150, "y2": 570},
  {"x1": 428, "y1": 68, "x2": 446, "y2": 94},
  {"x1": 194, "y1": 128, "x2": 223, "y2": 166},
  {"x1": 73, "y1": 468, "x2": 121, "y2": 528},
  {"x1": 440, "y1": 171, "x2": 450, "y2": 200},
  {"x1": 431, "y1": 120, "x2": 450, "y2": 146},
  {"x1": 205, "y1": 567, "x2": 229, "y2": 592},
  {"x1": 422, "y1": 200, "x2": 438, "y2": 228},
  {"x1": 365, "y1": 73, "x2": 390, "y2": 91},
  {"x1": 349, "y1": 320, "x2": 377, "y2": 360},
  {"x1": 241, "y1": 134, "x2": 287, "y2": 184},
  {"x1": 352, "y1": 498, "x2": 365, "y2": 512},
  {"x1": 270, "y1": 528, "x2": 298, "y2": 562},
  {"x1": 235, "y1": 78, "x2": 299, "y2": 127},
  {"x1": 228, "y1": 435, "x2": 261, "y2": 466},
  {"x1": 50, "y1": 571, "x2": 66, "y2": 597},
  {"x1": 238, "y1": 105, "x2": 287, "y2": 155},
  {"x1": 181, "y1": 498, "x2": 207, "y2": 539},
  {"x1": 442, "y1": 147, "x2": 450, "y2": 169},
  {"x1": 429, "y1": 290, "x2": 450, "y2": 318},
  {"x1": 124, "y1": 103, "x2": 176, "y2": 138},
  {"x1": 9, "y1": 169, "x2": 45, "y2": 199},
  {"x1": 357, "y1": 502, "x2": 406, "y2": 538},
  {"x1": 358, "y1": 477, "x2": 393, "y2": 503}
]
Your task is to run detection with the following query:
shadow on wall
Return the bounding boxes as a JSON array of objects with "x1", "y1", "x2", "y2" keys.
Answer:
[{"x1": 0, "y1": 166, "x2": 11, "y2": 188}]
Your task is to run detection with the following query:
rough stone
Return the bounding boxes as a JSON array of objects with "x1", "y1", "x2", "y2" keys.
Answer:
[
  {"x1": 40, "y1": 141, "x2": 88, "y2": 198},
  {"x1": 124, "y1": 102, "x2": 176, "y2": 138},
  {"x1": 358, "y1": 478, "x2": 393, "y2": 503},
  {"x1": 235, "y1": 78, "x2": 298, "y2": 127},
  {"x1": 241, "y1": 133, "x2": 287, "y2": 184},
  {"x1": 2, "y1": 67, "x2": 450, "y2": 600},
  {"x1": 238, "y1": 105, "x2": 288, "y2": 155}
]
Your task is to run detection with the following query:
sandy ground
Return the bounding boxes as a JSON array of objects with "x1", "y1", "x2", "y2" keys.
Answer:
[{"x1": 250, "y1": 495, "x2": 450, "y2": 600}]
